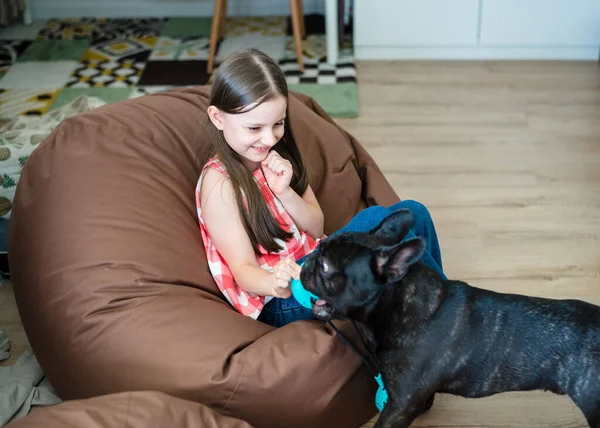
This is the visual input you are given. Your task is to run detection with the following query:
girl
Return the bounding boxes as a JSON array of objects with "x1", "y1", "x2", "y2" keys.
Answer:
[{"x1": 196, "y1": 48, "x2": 445, "y2": 328}]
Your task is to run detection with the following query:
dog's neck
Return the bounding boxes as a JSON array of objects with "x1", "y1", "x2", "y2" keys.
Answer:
[{"x1": 364, "y1": 263, "x2": 446, "y2": 345}]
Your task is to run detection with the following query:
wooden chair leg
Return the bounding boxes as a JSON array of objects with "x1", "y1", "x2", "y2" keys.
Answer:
[
  {"x1": 296, "y1": 0, "x2": 306, "y2": 38},
  {"x1": 219, "y1": 0, "x2": 227, "y2": 38},
  {"x1": 207, "y1": 0, "x2": 224, "y2": 74},
  {"x1": 289, "y1": 0, "x2": 304, "y2": 72}
]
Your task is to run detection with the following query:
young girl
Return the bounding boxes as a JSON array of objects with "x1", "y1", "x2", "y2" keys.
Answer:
[{"x1": 196, "y1": 48, "x2": 446, "y2": 328}]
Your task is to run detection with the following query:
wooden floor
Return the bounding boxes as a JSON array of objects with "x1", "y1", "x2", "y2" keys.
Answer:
[
  {"x1": 339, "y1": 61, "x2": 599, "y2": 428},
  {"x1": 2, "y1": 61, "x2": 600, "y2": 427}
]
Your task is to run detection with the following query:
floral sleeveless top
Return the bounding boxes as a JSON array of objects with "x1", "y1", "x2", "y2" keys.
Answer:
[{"x1": 195, "y1": 157, "x2": 324, "y2": 319}]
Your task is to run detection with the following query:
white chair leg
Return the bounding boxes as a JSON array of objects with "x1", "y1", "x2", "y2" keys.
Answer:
[
  {"x1": 23, "y1": 0, "x2": 33, "y2": 25},
  {"x1": 325, "y1": 0, "x2": 338, "y2": 65}
]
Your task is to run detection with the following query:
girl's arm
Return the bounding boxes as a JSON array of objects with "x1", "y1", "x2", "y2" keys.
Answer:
[
  {"x1": 261, "y1": 151, "x2": 325, "y2": 238},
  {"x1": 273, "y1": 185, "x2": 325, "y2": 239},
  {"x1": 200, "y1": 169, "x2": 300, "y2": 298}
]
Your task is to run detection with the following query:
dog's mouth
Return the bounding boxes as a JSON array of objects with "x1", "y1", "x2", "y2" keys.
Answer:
[
  {"x1": 301, "y1": 256, "x2": 338, "y2": 320},
  {"x1": 311, "y1": 298, "x2": 335, "y2": 320}
]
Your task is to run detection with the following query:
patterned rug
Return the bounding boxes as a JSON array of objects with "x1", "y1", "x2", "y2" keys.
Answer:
[{"x1": 0, "y1": 16, "x2": 358, "y2": 119}]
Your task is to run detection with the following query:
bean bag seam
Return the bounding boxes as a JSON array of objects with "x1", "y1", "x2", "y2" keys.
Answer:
[
  {"x1": 123, "y1": 391, "x2": 134, "y2": 427},
  {"x1": 222, "y1": 344, "x2": 252, "y2": 412}
]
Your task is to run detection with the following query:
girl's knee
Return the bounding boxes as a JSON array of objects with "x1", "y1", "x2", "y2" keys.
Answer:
[
  {"x1": 357, "y1": 206, "x2": 393, "y2": 228},
  {"x1": 391, "y1": 200, "x2": 432, "y2": 221},
  {"x1": 361, "y1": 205, "x2": 391, "y2": 218},
  {"x1": 337, "y1": 205, "x2": 392, "y2": 235}
]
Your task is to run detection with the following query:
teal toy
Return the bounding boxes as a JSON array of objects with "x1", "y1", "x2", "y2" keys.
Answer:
[
  {"x1": 291, "y1": 262, "x2": 389, "y2": 412},
  {"x1": 374, "y1": 373, "x2": 389, "y2": 412},
  {"x1": 290, "y1": 276, "x2": 318, "y2": 309}
]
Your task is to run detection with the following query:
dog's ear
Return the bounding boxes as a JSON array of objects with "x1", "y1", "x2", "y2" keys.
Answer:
[
  {"x1": 369, "y1": 209, "x2": 413, "y2": 242},
  {"x1": 375, "y1": 237, "x2": 426, "y2": 283}
]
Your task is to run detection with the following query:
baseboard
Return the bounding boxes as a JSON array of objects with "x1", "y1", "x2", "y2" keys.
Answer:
[
  {"x1": 355, "y1": 46, "x2": 600, "y2": 61},
  {"x1": 29, "y1": 0, "x2": 325, "y2": 19}
]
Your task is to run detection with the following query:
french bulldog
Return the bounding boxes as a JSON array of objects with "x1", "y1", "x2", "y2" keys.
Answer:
[{"x1": 300, "y1": 209, "x2": 600, "y2": 428}]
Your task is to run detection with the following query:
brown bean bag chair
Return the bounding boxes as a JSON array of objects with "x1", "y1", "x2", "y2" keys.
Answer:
[
  {"x1": 8, "y1": 86, "x2": 399, "y2": 427},
  {"x1": 6, "y1": 391, "x2": 254, "y2": 428}
]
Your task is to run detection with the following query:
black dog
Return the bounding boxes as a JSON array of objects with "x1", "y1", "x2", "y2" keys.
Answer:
[{"x1": 300, "y1": 209, "x2": 600, "y2": 428}]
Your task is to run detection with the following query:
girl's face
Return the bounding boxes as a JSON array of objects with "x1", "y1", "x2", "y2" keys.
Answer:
[{"x1": 208, "y1": 95, "x2": 287, "y2": 170}]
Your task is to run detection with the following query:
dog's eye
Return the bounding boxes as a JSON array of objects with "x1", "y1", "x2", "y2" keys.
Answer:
[{"x1": 321, "y1": 261, "x2": 329, "y2": 273}]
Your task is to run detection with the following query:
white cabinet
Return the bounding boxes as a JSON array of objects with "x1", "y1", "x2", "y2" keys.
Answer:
[
  {"x1": 355, "y1": 0, "x2": 600, "y2": 59},
  {"x1": 481, "y1": 0, "x2": 600, "y2": 46},
  {"x1": 355, "y1": 0, "x2": 479, "y2": 46}
]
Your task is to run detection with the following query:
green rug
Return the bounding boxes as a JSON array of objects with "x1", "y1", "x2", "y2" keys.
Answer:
[{"x1": 0, "y1": 16, "x2": 359, "y2": 119}]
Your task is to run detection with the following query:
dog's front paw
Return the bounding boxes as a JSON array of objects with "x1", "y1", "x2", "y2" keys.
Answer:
[{"x1": 422, "y1": 394, "x2": 435, "y2": 413}]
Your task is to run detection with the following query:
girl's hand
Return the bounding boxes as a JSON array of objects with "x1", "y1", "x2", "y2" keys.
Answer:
[
  {"x1": 270, "y1": 258, "x2": 301, "y2": 298},
  {"x1": 262, "y1": 150, "x2": 293, "y2": 196}
]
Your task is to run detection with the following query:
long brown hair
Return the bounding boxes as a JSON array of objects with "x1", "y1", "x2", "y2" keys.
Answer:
[{"x1": 200, "y1": 48, "x2": 309, "y2": 254}]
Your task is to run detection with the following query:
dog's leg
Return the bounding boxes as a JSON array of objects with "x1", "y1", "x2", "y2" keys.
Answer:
[
  {"x1": 374, "y1": 400, "x2": 431, "y2": 428},
  {"x1": 423, "y1": 393, "x2": 435, "y2": 412},
  {"x1": 373, "y1": 403, "x2": 408, "y2": 428},
  {"x1": 373, "y1": 386, "x2": 434, "y2": 428},
  {"x1": 583, "y1": 410, "x2": 599, "y2": 428},
  {"x1": 570, "y1": 383, "x2": 600, "y2": 428},
  {"x1": 577, "y1": 400, "x2": 600, "y2": 428}
]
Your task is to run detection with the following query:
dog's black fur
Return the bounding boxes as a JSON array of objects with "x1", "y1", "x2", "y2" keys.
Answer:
[{"x1": 300, "y1": 209, "x2": 600, "y2": 428}]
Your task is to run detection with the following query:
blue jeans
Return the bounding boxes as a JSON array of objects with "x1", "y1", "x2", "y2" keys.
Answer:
[{"x1": 257, "y1": 200, "x2": 445, "y2": 328}]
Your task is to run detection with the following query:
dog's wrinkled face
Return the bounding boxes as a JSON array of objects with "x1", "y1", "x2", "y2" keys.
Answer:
[
  {"x1": 301, "y1": 234, "x2": 383, "y2": 320},
  {"x1": 300, "y1": 209, "x2": 426, "y2": 321}
]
